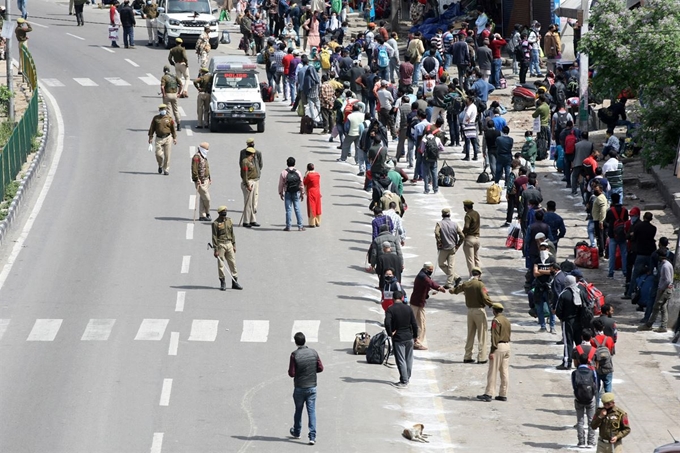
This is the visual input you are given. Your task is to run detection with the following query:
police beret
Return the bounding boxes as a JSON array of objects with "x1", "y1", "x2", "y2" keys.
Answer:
[
  {"x1": 492, "y1": 302, "x2": 504, "y2": 310},
  {"x1": 17, "y1": 18, "x2": 25, "y2": 23},
  {"x1": 471, "y1": 267, "x2": 482, "y2": 275},
  {"x1": 200, "y1": 67, "x2": 209, "y2": 73},
  {"x1": 158, "y1": 103, "x2": 167, "y2": 109},
  {"x1": 601, "y1": 393, "x2": 615, "y2": 403},
  {"x1": 245, "y1": 147, "x2": 256, "y2": 154},
  {"x1": 217, "y1": 205, "x2": 227, "y2": 213},
  {"x1": 246, "y1": 138, "x2": 255, "y2": 144}
]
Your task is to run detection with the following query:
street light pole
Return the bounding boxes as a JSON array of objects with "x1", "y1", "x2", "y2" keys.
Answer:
[
  {"x1": 5, "y1": 0, "x2": 15, "y2": 123},
  {"x1": 577, "y1": 0, "x2": 589, "y2": 132}
]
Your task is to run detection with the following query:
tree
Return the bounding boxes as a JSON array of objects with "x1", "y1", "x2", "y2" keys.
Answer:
[{"x1": 580, "y1": 0, "x2": 680, "y2": 167}]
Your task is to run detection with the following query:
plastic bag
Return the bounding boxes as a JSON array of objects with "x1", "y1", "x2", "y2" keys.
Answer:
[
  {"x1": 148, "y1": 143, "x2": 154, "y2": 153},
  {"x1": 108, "y1": 26, "x2": 119, "y2": 41}
]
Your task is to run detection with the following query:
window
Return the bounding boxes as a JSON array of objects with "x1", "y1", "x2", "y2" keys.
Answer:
[
  {"x1": 167, "y1": 0, "x2": 211, "y2": 14},
  {"x1": 214, "y1": 72, "x2": 257, "y2": 88}
]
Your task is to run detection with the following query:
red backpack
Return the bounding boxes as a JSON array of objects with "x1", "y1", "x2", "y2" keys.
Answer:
[
  {"x1": 564, "y1": 130, "x2": 578, "y2": 155},
  {"x1": 574, "y1": 344, "x2": 597, "y2": 369},
  {"x1": 579, "y1": 281, "x2": 605, "y2": 315}
]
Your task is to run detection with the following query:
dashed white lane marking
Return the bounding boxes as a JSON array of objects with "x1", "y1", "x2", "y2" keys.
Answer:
[
  {"x1": 241, "y1": 320, "x2": 269, "y2": 342},
  {"x1": 181, "y1": 255, "x2": 191, "y2": 273},
  {"x1": 188, "y1": 320, "x2": 219, "y2": 341},
  {"x1": 139, "y1": 73, "x2": 161, "y2": 85},
  {"x1": 81, "y1": 319, "x2": 116, "y2": 341},
  {"x1": 291, "y1": 320, "x2": 320, "y2": 342},
  {"x1": 189, "y1": 145, "x2": 196, "y2": 158},
  {"x1": 66, "y1": 32, "x2": 85, "y2": 40},
  {"x1": 30, "y1": 21, "x2": 48, "y2": 28},
  {"x1": 150, "y1": 433, "x2": 164, "y2": 453},
  {"x1": 135, "y1": 319, "x2": 169, "y2": 341},
  {"x1": 27, "y1": 319, "x2": 63, "y2": 341},
  {"x1": 73, "y1": 78, "x2": 98, "y2": 87},
  {"x1": 159, "y1": 378, "x2": 173, "y2": 406},
  {"x1": 186, "y1": 129, "x2": 193, "y2": 137},
  {"x1": 105, "y1": 77, "x2": 131, "y2": 86},
  {"x1": 175, "y1": 291, "x2": 186, "y2": 312},
  {"x1": 178, "y1": 106, "x2": 187, "y2": 117},
  {"x1": 125, "y1": 58, "x2": 140, "y2": 67},
  {"x1": 99, "y1": 45, "x2": 115, "y2": 53},
  {"x1": 189, "y1": 195, "x2": 196, "y2": 210},
  {"x1": 0, "y1": 319, "x2": 10, "y2": 340},
  {"x1": 41, "y1": 78, "x2": 64, "y2": 87},
  {"x1": 168, "y1": 332, "x2": 179, "y2": 356},
  {"x1": 339, "y1": 320, "x2": 367, "y2": 342},
  {"x1": 186, "y1": 223, "x2": 194, "y2": 240}
]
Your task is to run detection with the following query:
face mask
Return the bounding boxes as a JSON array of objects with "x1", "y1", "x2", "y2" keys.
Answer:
[
  {"x1": 385, "y1": 276, "x2": 394, "y2": 282},
  {"x1": 159, "y1": 109, "x2": 167, "y2": 116},
  {"x1": 526, "y1": 136, "x2": 533, "y2": 142},
  {"x1": 425, "y1": 269, "x2": 433, "y2": 276},
  {"x1": 540, "y1": 251, "x2": 549, "y2": 261},
  {"x1": 631, "y1": 216, "x2": 639, "y2": 223}
]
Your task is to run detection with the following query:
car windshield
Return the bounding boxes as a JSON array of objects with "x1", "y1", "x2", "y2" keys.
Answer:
[
  {"x1": 214, "y1": 72, "x2": 258, "y2": 89},
  {"x1": 167, "y1": 0, "x2": 211, "y2": 14}
]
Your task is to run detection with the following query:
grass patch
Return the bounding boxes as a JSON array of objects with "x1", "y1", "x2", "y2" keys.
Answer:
[{"x1": 3, "y1": 180, "x2": 20, "y2": 202}]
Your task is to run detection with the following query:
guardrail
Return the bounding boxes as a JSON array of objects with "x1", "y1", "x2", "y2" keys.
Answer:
[{"x1": 0, "y1": 44, "x2": 39, "y2": 201}]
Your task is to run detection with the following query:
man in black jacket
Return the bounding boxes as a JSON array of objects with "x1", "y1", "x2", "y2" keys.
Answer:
[
  {"x1": 288, "y1": 332, "x2": 324, "y2": 445},
  {"x1": 450, "y1": 33, "x2": 470, "y2": 88},
  {"x1": 555, "y1": 275, "x2": 584, "y2": 370},
  {"x1": 385, "y1": 290, "x2": 418, "y2": 389},
  {"x1": 119, "y1": 0, "x2": 136, "y2": 48}
]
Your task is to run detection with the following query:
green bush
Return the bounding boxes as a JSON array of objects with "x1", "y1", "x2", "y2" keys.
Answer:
[{"x1": 0, "y1": 85, "x2": 12, "y2": 116}]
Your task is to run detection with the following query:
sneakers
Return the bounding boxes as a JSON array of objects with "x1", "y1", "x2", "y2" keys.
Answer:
[
  {"x1": 556, "y1": 364, "x2": 571, "y2": 370},
  {"x1": 309, "y1": 439, "x2": 316, "y2": 445},
  {"x1": 463, "y1": 359, "x2": 475, "y2": 363},
  {"x1": 655, "y1": 327, "x2": 668, "y2": 333},
  {"x1": 289, "y1": 428, "x2": 300, "y2": 439},
  {"x1": 577, "y1": 443, "x2": 587, "y2": 449},
  {"x1": 390, "y1": 381, "x2": 408, "y2": 389},
  {"x1": 476, "y1": 394, "x2": 492, "y2": 402},
  {"x1": 501, "y1": 222, "x2": 510, "y2": 228},
  {"x1": 637, "y1": 324, "x2": 652, "y2": 331}
]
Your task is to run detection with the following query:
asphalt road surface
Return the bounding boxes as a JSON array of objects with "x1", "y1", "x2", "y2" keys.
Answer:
[{"x1": 0, "y1": 2, "x2": 679, "y2": 452}]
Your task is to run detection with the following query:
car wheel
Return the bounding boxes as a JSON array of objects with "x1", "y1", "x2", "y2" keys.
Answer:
[
  {"x1": 209, "y1": 114, "x2": 218, "y2": 132},
  {"x1": 257, "y1": 120, "x2": 265, "y2": 133}
]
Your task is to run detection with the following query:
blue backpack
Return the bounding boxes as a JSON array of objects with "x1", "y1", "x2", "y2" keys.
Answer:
[
  {"x1": 555, "y1": 145, "x2": 565, "y2": 171},
  {"x1": 377, "y1": 45, "x2": 389, "y2": 68}
]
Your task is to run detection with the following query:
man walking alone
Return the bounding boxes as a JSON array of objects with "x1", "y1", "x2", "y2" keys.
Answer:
[
  {"x1": 385, "y1": 290, "x2": 418, "y2": 389},
  {"x1": 435, "y1": 208, "x2": 464, "y2": 289},
  {"x1": 191, "y1": 142, "x2": 211, "y2": 221},
  {"x1": 288, "y1": 332, "x2": 323, "y2": 446},
  {"x1": 279, "y1": 157, "x2": 306, "y2": 231}
]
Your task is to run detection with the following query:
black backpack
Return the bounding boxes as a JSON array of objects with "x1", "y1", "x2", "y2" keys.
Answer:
[
  {"x1": 366, "y1": 330, "x2": 391, "y2": 364},
  {"x1": 438, "y1": 160, "x2": 455, "y2": 187},
  {"x1": 573, "y1": 367, "x2": 596, "y2": 404},
  {"x1": 285, "y1": 169, "x2": 301, "y2": 193},
  {"x1": 422, "y1": 56, "x2": 436, "y2": 74},
  {"x1": 476, "y1": 166, "x2": 491, "y2": 183},
  {"x1": 424, "y1": 135, "x2": 439, "y2": 161}
]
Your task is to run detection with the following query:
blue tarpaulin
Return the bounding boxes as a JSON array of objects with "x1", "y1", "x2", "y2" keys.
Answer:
[{"x1": 409, "y1": 3, "x2": 464, "y2": 39}]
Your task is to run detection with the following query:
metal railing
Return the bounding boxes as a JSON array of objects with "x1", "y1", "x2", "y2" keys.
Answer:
[{"x1": 0, "y1": 44, "x2": 39, "y2": 201}]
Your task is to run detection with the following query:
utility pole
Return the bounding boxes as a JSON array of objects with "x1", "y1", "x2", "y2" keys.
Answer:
[
  {"x1": 5, "y1": 0, "x2": 15, "y2": 123},
  {"x1": 577, "y1": 0, "x2": 589, "y2": 132}
]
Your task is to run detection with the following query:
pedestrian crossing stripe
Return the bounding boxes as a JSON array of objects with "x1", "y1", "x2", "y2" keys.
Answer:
[
  {"x1": 0, "y1": 319, "x2": 371, "y2": 343},
  {"x1": 41, "y1": 78, "x2": 65, "y2": 87},
  {"x1": 105, "y1": 77, "x2": 131, "y2": 87},
  {"x1": 73, "y1": 78, "x2": 98, "y2": 87}
]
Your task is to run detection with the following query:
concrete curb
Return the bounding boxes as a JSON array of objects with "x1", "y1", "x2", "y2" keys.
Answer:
[
  {"x1": 648, "y1": 164, "x2": 680, "y2": 221},
  {"x1": 0, "y1": 92, "x2": 49, "y2": 247}
]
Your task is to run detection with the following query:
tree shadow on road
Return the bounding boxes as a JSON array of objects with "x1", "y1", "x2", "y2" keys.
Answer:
[{"x1": 340, "y1": 376, "x2": 393, "y2": 385}]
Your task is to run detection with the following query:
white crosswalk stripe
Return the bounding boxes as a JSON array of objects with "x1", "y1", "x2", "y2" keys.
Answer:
[
  {"x1": 139, "y1": 73, "x2": 161, "y2": 86},
  {"x1": 0, "y1": 319, "x2": 10, "y2": 340},
  {"x1": 81, "y1": 319, "x2": 116, "y2": 341},
  {"x1": 134, "y1": 319, "x2": 169, "y2": 341},
  {"x1": 73, "y1": 78, "x2": 98, "y2": 87},
  {"x1": 105, "y1": 77, "x2": 131, "y2": 86},
  {"x1": 41, "y1": 78, "x2": 64, "y2": 87},
  {"x1": 27, "y1": 319, "x2": 63, "y2": 341},
  {"x1": 291, "y1": 320, "x2": 320, "y2": 342},
  {"x1": 188, "y1": 320, "x2": 219, "y2": 341},
  {"x1": 338, "y1": 320, "x2": 367, "y2": 342},
  {"x1": 241, "y1": 320, "x2": 269, "y2": 342}
]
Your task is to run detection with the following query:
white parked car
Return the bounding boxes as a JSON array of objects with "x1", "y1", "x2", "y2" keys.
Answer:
[{"x1": 156, "y1": 0, "x2": 219, "y2": 49}]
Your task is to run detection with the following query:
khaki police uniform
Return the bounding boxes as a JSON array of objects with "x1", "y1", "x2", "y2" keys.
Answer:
[
  {"x1": 435, "y1": 211, "x2": 465, "y2": 287},
  {"x1": 451, "y1": 276, "x2": 493, "y2": 362},
  {"x1": 191, "y1": 150, "x2": 211, "y2": 219},
  {"x1": 212, "y1": 214, "x2": 238, "y2": 281},
  {"x1": 15, "y1": 20, "x2": 32, "y2": 73},
  {"x1": 462, "y1": 202, "x2": 481, "y2": 274},
  {"x1": 485, "y1": 308, "x2": 511, "y2": 398},
  {"x1": 590, "y1": 401, "x2": 630, "y2": 453},
  {"x1": 193, "y1": 71, "x2": 212, "y2": 128},
  {"x1": 169, "y1": 42, "x2": 190, "y2": 97},
  {"x1": 148, "y1": 108, "x2": 177, "y2": 174},
  {"x1": 240, "y1": 149, "x2": 260, "y2": 225},
  {"x1": 239, "y1": 143, "x2": 263, "y2": 212},
  {"x1": 161, "y1": 70, "x2": 182, "y2": 126},
  {"x1": 142, "y1": 3, "x2": 158, "y2": 44}
]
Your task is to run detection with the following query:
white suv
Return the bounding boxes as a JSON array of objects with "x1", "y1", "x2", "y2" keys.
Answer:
[{"x1": 156, "y1": 0, "x2": 219, "y2": 49}]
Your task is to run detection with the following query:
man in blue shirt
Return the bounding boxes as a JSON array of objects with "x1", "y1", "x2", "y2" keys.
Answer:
[
  {"x1": 543, "y1": 200, "x2": 567, "y2": 250},
  {"x1": 471, "y1": 69, "x2": 495, "y2": 103}
]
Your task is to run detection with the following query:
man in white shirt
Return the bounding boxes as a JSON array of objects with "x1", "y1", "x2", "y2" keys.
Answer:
[
  {"x1": 377, "y1": 80, "x2": 396, "y2": 139},
  {"x1": 385, "y1": 201, "x2": 406, "y2": 245},
  {"x1": 462, "y1": 96, "x2": 479, "y2": 160}
]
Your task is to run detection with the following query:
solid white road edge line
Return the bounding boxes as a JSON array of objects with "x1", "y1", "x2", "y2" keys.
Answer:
[
  {"x1": 175, "y1": 291, "x2": 185, "y2": 312},
  {"x1": 0, "y1": 85, "x2": 65, "y2": 293},
  {"x1": 159, "y1": 378, "x2": 173, "y2": 406},
  {"x1": 181, "y1": 255, "x2": 190, "y2": 273},
  {"x1": 168, "y1": 332, "x2": 179, "y2": 356},
  {"x1": 150, "y1": 432, "x2": 164, "y2": 453}
]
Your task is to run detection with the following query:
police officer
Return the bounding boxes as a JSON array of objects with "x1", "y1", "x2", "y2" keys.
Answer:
[
  {"x1": 450, "y1": 267, "x2": 493, "y2": 364},
  {"x1": 193, "y1": 67, "x2": 212, "y2": 129},
  {"x1": 142, "y1": 0, "x2": 158, "y2": 46},
  {"x1": 462, "y1": 199, "x2": 481, "y2": 275},
  {"x1": 239, "y1": 138, "x2": 263, "y2": 219},
  {"x1": 477, "y1": 302, "x2": 511, "y2": 402},
  {"x1": 192, "y1": 142, "x2": 211, "y2": 221},
  {"x1": 161, "y1": 65, "x2": 182, "y2": 130},
  {"x1": 148, "y1": 104, "x2": 177, "y2": 175},
  {"x1": 435, "y1": 208, "x2": 465, "y2": 289},
  {"x1": 240, "y1": 147, "x2": 260, "y2": 227},
  {"x1": 168, "y1": 38, "x2": 190, "y2": 97},
  {"x1": 212, "y1": 206, "x2": 242, "y2": 290},
  {"x1": 196, "y1": 25, "x2": 211, "y2": 68},
  {"x1": 590, "y1": 393, "x2": 630, "y2": 453}
]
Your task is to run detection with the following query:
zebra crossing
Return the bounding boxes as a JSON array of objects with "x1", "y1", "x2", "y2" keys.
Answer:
[
  {"x1": 41, "y1": 73, "x2": 161, "y2": 88},
  {"x1": 0, "y1": 318, "x2": 374, "y2": 344}
]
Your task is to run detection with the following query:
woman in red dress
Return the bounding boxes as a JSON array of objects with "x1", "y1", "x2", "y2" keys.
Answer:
[{"x1": 303, "y1": 163, "x2": 322, "y2": 227}]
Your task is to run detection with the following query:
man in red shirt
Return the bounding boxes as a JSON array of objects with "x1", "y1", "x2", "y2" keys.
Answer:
[
  {"x1": 590, "y1": 318, "x2": 615, "y2": 395},
  {"x1": 282, "y1": 48, "x2": 294, "y2": 101},
  {"x1": 489, "y1": 33, "x2": 507, "y2": 88},
  {"x1": 409, "y1": 262, "x2": 446, "y2": 350}
]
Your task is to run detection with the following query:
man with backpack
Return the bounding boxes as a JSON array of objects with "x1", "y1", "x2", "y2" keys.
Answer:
[
  {"x1": 572, "y1": 131, "x2": 593, "y2": 195},
  {"x1": 419, "y1": 125, "x2": 444, "y2": 194},
  {"x1": 571, "y1": 353, "x2": 598, "y2": 448},
  {"x1": 372, "y1": 36, "x2": 394, "y2": 81},
  {"x1": 552, "y1": 105, "x2": 573, "y2": 149},
  {"x1": 590, "y1": 319, "x2": 615, "y2": 396},
  {"x1": 604, "y1": 193, "x2": 629, "y2": 278},
  {"x1": 278, "y1": 157, "x2": 306, "y2": 231},
  {"x1": 385, "y1": 290, "x2": 418, "y2": 389},
  {"x1": 555, "y1": 275, "x2": 584, "y2": 370}
]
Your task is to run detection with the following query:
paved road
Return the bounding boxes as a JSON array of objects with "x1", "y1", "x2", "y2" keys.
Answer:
[{"x1": 1, "y1": 2, "x2": 679, "y2": 452}]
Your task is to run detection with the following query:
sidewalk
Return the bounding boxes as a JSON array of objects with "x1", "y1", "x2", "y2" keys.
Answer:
[{"x1": 0, "y1": 58, "x2": 32, "y2": 122}]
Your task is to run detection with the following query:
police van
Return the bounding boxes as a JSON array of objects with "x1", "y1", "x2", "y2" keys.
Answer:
[
  {"x1": 156, "y1": 0, "x2": 219, "y2": 49},
  {"x1": 208, "y1": 56, "x2": 266, "y2": 133}
]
